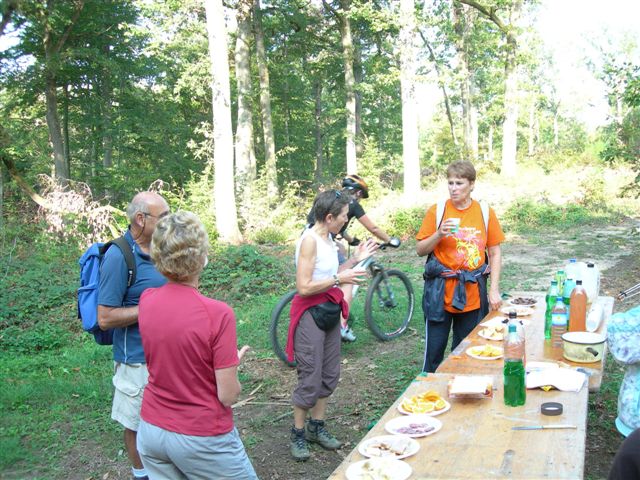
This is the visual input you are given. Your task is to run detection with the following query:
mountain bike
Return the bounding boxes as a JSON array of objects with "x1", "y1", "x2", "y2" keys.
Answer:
[{"x1": 269, "y1": 240, "x2": 415, "y2": 367}]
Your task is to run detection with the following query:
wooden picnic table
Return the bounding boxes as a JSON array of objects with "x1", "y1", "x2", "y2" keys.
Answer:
[
  {"x1": 329, "y1": 372, "x2": 588, "y2": 479},
  {"x1": 436, "y1": 293, "x2": 614, "y2": 392},
  {"x1": 329, "y1": 292, "x2": 615, "y2": 479}
]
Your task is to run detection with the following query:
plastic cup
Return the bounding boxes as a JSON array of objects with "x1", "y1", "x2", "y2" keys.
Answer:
[{"x1": 449, "y1": 218, "x2": 461, "y2": 233}]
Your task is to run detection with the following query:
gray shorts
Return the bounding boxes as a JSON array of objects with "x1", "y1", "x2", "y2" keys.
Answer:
[
  {"x1": 137, "y1": 419, "x2": 258, "y2": 480},
  {"x1": 111, "y1": 362, "x2": 148, "y2": 431},
  {"x1": 292, "y1": 311, "x2": 341, "y2": 409}
]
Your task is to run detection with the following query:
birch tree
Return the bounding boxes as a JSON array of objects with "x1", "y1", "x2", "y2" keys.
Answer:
[
  {"x1": 205, "y1": 0, "x2": 242, "y2": 243},
  {"x1": 399, "y1": 0, "x2": 420, "y2": 196}
]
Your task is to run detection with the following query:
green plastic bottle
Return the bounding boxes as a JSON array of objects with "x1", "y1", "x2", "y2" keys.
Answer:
[
  {"x1": 503, "y1": 324, "x2": 526, "y2": 407},
  {"x1": 544, "y1": 280, "x2": 559, "y2": 340}
]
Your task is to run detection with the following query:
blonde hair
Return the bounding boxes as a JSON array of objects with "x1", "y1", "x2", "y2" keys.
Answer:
[{"x1": 150, "y1": 211, "x2": 209, "y2": 282}]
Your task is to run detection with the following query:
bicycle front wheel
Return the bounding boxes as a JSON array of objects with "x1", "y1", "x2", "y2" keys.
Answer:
[
  {"x1": 269, "y1": 290, "x2": 297, "y2": 367},
  {"x1": 365, "y1": 269, "x2": 415, "y2": 340}
]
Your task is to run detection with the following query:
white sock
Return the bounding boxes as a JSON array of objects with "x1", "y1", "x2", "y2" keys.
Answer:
[{"x1": 132, "y1": 466, "x2": 148, "y2": 478}]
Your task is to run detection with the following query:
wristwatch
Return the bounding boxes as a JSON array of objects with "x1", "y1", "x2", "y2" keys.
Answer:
[{"x1": 333, "y1": 274, "x2": 340, "y2": 286}]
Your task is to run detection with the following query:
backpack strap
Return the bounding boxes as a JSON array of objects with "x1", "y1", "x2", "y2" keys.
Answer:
[
  {"x1": 436, "y1": 199, "x2": 446, "y2": 230},
  {"x1": 436, "y1": 199, "x2": 489, "y2": 234},
  {"x1": 479, "y1": 200, "x2": 489, "y2": 234},
  {"x1": 101, "y1": 236, "x2": 137, "y2": 287}
]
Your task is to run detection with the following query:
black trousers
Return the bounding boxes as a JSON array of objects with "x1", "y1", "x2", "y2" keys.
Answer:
[
  {"x1": 422, "y1": 308, "x2": 480, "y2": 373},
  {"x1": 609, "y1": 428, "x2": 640, "y2": 480}
]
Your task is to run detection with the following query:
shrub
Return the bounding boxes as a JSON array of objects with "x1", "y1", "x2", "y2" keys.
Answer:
[
  {"x1": 199, "y1": 245, "x2": 293, "y2": 304},
  {"x1": 383, "y1": 206, "x2": 426, "y2": 239}
]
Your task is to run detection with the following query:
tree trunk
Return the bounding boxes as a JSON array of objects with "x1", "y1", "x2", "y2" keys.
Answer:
[
  {"x1": 283, "y1": 39, "x2": 291, "y2": 167},
  {"x1": 488, "y1": 123, "x2": 494, "y2": 163},
  {"x1": 205, "y1": 0, "x2": 242, "y2": 244},
  {"x1": 42, "y1": 0, "x2": 84, "y2": 183},
  {"x1": 253, "y1": 0, "x2": 277, "y2": 199},
  {"x1": 354, "y1": 36, "x2": 363, "y2": 157},
  {"x1": 101, "y1": 43, "x2": 113, "y2": 170},
  {"x1": 469, "y1": 83, "x2": 479, "y2": 160},
  {"x1": 399, "y1": 0, "x2": 420, "y2": 196},
  {"x1": 499, "y1": 1, "x2": 522, "y2": 177},
  {"x1": 452, "y1": 1, "x2": 473, "y2": 160},
  {"x1": 234, "y1": 0, "x2": 256, "y2": 208},
  {"x1": 62, "y1": 81, "x2": 71, "y2": 176},
  {"x1": 421, "y1": 32, "x2": 458, "y2": 147},
  {"x1": 528, "y1": 101, "x2": 535, "y2": 156},
  {"x1": 459, "y1": 0, "x2": 522, "y2": 175},
  {"x1": 553, "y1": 110, "x2": 559, "y2": 147},
  {"x1": 314, "y1": 79, "x2": 324, "y2": 185},
  {"x1": 338, "y1": 0, "x2": 357, "y2": 174}
]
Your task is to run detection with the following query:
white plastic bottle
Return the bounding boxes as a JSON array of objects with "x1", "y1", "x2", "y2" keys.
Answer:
[{"x1": 582, "y1": 262, "x2": 600, "y2": 304}]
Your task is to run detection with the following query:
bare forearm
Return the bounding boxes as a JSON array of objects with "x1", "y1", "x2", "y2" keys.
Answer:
[
  {"x1": 97, "y1": 305, "x2": 139, "y2": 330},
  {"x1": 416, "y1": 232, "x2": 443, "y2": 257}
]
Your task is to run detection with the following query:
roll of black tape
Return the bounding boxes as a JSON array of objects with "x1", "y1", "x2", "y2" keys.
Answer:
[{"x1": 541, "y1": 402, "x2": 563, "y2": 416}]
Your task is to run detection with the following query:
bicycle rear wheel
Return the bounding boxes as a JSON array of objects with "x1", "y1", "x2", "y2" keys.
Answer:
[
  {"x1": 365, "y1": 269, "x2": 415, "y2": 340},
  {"x1": 269, "y1": 290, "x2": 297, "y2": 367}
]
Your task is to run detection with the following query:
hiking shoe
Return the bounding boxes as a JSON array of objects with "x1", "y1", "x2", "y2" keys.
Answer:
[
  {"x1": 341, "y1": 326, "x2": 356, "y2": 342},
  {"x1": 290, "y1": 427, "x2": 311, "y2": 461},
  {"x1": 306, "y1": 419, "x2": 342, "y2": 450}
]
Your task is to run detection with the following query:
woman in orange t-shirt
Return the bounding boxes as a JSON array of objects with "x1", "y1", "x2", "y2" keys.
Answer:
[{"x1": 416, "y1": 161, "x2": 505, "y2": 372}]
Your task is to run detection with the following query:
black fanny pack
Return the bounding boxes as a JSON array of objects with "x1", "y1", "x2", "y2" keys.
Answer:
[{"x1": 308, "y1": 301, "x2": 341, "y2": 331}]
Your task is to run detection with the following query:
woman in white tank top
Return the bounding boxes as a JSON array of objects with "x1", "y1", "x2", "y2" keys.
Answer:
[{"x1": 288, "y1": 190, "x2": 377, "y2": 461}]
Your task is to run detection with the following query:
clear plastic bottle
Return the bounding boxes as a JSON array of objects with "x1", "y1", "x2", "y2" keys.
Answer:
[
  {"x1": 551, "y1": 296, "x2": 568, "y2": 348},
  {"x1": 503, "y1": 324, "x2": 526, "y2": 407},
  {"x1": 544, "y1": 280, "x2": 559, "y2": 339},
  {"x1": 569, "y1": 280, "x2": 588, "y2": 332},
  {"x1": 562, "y1": 277, "x2": 576, "y2": 326}
]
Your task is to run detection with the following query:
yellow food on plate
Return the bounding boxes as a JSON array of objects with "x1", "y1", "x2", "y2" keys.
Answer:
[
  {"x1": 479, "y1": 325, "x2": 504, "y2": 341},
  {"x1": 470, "y1": 345, "x2": 503, "y2": 357},
  {"x1": 400, "y1": 390, "x2": 447, "y2": 414}
]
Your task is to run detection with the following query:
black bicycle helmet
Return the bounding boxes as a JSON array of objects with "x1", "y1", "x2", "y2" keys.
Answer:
[{"x1": 342, "y1": 174, "x2": 369, "y2": 198}]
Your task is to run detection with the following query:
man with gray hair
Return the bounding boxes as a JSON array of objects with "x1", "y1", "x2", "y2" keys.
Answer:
[{"x1": 98, "y1": 191, "x2": 169, "y2": 480}]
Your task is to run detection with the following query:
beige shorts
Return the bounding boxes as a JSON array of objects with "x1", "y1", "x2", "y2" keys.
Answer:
[{"x1": 111, "y1": 362, "x2": 148, "y2": 431}]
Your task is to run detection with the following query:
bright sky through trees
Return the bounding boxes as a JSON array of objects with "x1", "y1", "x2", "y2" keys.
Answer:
[{"x1": 536, "y1": 0, "x2": 640, "y2": 131}]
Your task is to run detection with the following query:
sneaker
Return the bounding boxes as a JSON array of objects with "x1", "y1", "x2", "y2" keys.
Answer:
[
  {"x1": 290, "y1": 427, "x2": 311, "y2": 461},
  {"x1": 341, "y1": 326, "x2": 356, "y2": 342},
  {"x1": 306, "y1": 419, "x2": 342, "y2": 450}
]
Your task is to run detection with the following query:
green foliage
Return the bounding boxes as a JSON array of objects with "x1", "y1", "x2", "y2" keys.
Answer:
[
  {"x1": 501, "y1": 198, "x2": 620, "y2": 233},
  {"x1": 383, "y1": 206, "x2": 426, "y2": 239},
  {"x1": 199, "y1": 245, "x2": 293, "y2": 305},
  {"x1": 251, "y1": 227, "x2": 289, "y2": 245}
]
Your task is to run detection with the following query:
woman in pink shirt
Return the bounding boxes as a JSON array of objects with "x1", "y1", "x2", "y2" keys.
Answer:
[{"x1": 136, "y1": 211, "x2": 257, "y2": 480}]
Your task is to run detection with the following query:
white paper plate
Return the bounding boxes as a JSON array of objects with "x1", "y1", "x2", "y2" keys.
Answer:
[
  {"x1": 346, "y1": 458, "x2": 412, "y2": 480},
  {"x1": 478, "y1": 328, "x2": 504, "y2": 341},
  {"x1": 466, "y1": 345, "x2": 504, "y2": 360},
  {"x1": 500, "y1": 305, "x2": 535, "y2": 316},
  {"x1": 357, "y1": 435, "x2": 420, "y2": 460},
  {"x1": 397, "y1": 397, "x2": 451, "y2": 416},
  {"x1": 481, "y1": 316, "x2": 509, "y2": 327},
  {"x1": 384, "y1": 414, "x2": 443, "y2": 438}
]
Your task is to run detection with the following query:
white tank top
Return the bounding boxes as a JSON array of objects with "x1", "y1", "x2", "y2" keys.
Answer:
[{"x1": 295, "y1": 228, "x2": 339, "y2": 281}]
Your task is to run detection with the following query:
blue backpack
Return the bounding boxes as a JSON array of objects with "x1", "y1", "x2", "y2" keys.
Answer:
[{"x1": 78, "y1": 236, "x2": 136, "y2": 345}]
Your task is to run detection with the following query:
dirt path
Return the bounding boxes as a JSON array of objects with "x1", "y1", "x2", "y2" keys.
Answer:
[{"x1": 235, "y1": 218, "x2": 640, "y2": 480}]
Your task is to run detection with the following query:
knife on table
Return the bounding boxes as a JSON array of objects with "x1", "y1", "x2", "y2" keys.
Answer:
[{"x1": 512, "y1": 424, "x2": 577, "y2": 430}]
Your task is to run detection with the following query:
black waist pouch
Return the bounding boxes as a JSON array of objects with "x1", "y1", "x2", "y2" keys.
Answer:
[{"x1": 308, "y1": 302, "x2": 341, "y2": 331}]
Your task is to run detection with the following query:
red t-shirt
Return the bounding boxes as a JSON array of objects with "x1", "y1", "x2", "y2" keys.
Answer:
[
  {"x1": 139, "y1": 283, "x2": 239, "y2": 436},
  {"x1": 416, "y1": 199, "x2": 505, "y2": 313}
]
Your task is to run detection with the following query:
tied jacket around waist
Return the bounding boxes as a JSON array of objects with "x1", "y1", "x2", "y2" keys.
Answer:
[{"x1": 422, "y1": 254, "x2": 490, "y2": 323}]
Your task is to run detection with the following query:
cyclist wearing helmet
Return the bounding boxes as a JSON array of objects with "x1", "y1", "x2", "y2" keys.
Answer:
[{"x1": 306, "y1": 174, "x2": 397, "y2": 342}]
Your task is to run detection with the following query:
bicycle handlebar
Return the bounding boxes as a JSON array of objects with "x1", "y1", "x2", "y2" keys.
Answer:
[{"x1": 379, "y1": 237, "x2": 401, "y2": 250}]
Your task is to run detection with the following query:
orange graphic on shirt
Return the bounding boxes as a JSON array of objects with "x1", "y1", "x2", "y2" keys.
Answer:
[{"x1": 454, "y1": 228, "x2": 482, "y2": 269}]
